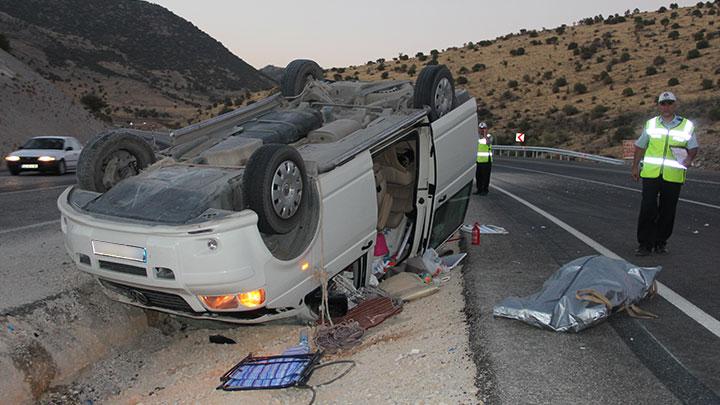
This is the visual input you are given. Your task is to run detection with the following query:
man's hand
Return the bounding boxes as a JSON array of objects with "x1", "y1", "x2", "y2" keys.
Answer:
[{"x1": 631, "y1": 165, "x2": 640, "y2": 182}]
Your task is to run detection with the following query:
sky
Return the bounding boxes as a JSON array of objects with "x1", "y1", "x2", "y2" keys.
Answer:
[{"x1": 149, "y1": 0, "x2": 699, "y2": 69}]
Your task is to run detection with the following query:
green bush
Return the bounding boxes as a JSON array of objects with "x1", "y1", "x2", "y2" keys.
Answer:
[
  {"x1": 458, "y1": 66, "x2": 469, "y2": 74},
  {"x1": 0, "y1": 33, "x2": 9, "y2": 53},
  {"x1": 573, "y1": 83, "x2": 588, "y2": 94},
  {"x1": 554, "y1": 77, "x2": 568, "y2": 87},
  {"x1": 693, "y1": 31, "x2": 705, "y2": 41},
  {"x1": 668, "y1": 77, "x2": 680, "y2": 86},
  {"x1": 381, "y1": 71, "x2": 389, "y2": 79},
  {"x1": 653, "y1": 56, "x2": 666, "y2": 65},
  {"x1": 646, "y1": 66, "x2": 658, "y2": 76},
  {"x1": 590, "y1": 104, "x2": 609, "y2": 119},
  {"x1": 701, "y1": 78, "x2": 714, "y2": 90},
  {"x1": 472, "y1": 63, "x2": 486, "y2": 72},
  {"x1": 622, "y1": 87, "x2": 635, "y2": 97},
  {"x1": 456, "y1": 76, "x2": 468, "y2": 85},
  {"x1": 709, "y1": 106, "x2": 720, "y2": 121},
  {"x1": 696, "y1": 40, "x2": 710, "y2": 49},
  {"x1": 620, "y1": 52, "x2": 631, "y2": 62},
  {"x1": 543, "y1": 71, "x2": 553, "y2": 80},
  {"x1": 510, "y1": 47, "x2": 525, "y2": 56},
  {"x1": 668, "y1": 30, "x2": 680, "y2": 40},
  {"x1": 562, "y1": 104, "x2": 580, "y2": 115},
  {"x1": 407, "y1": 65, "x2": 417, "y2": 76},
  {"x1": 416, "y1": 52, "x2": 427, "y2": 61},
  {"x1": 80, "y1": 93, "x2": 107, "y2": 113},
  {"x1": 508, "y1": 80, "x2": 519, "y2": 88},
  {"x1": 567, "y1": 42, "x2": 578, "y2": 50},
  {"x1": 687, "y1": 49, "x2": 701, "y2": 59}
]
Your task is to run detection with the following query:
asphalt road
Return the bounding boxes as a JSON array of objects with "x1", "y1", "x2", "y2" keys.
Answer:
[
  {"x1": 0, "y1": 170, "x2": 90, "y2": 310},
  {"x1": 463, "y1": 157, "x2": 720, "y2": 404}
]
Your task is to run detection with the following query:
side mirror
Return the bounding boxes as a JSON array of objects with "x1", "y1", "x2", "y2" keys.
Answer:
[
  {"x1": 65, "y1": 146, "x2": 73, "y2": 151},
  {"x1": 17, "y1": 146, "x2": 23, "y2": 150}
]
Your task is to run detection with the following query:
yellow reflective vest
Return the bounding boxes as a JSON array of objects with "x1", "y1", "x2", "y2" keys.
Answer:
[
  {"x1": 640, "y1": 116, "x2": 694, "y2": 184},
  {"x1": 477, "y1": 136, "x2": 492, "y2": 163}
]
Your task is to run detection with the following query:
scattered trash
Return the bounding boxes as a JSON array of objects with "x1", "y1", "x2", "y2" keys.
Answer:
[
  {"x1": 540, "y1": 225, "x2": 547, "y2": 229},
  {"x1": 329, "y1": 296, "x2": 402, "y2": 330},
  {"x1": 218, "y1": 351, "x2": 322, "y2": 390},
  {"x1": 394, "y1": 348, "x2": 423, "y2": 362},
  {"x1": 314, "y1": 321, "x2": 365, "y2": 352},
  {"x1": 693, "y1": 230, "x2": 699, "y2": 234},
  {"x1": 493, "y1": 255, "x2": 661, "y2": 332},
  {"x1": 479, "y1": 224, "x2": 509, "y2": 234},
  {"x1": 209, "y1": 335, "x2": 237, "y2": 345},
  {"x1": 380, "y1": 272, "x2": 440, "y2": 301},
  {"x1": 374, "y1": 232, "x2": 389, "y2": 257},
  {"x1": 7, "y1": 324, "x2": 14, "y2": 333},
  {"x1": 440, "y1": 253, "x2": 466, "y2": 272}
]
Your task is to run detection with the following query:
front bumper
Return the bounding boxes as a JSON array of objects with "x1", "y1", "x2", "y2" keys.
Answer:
[{"x1": 57, "y1": 186, "x2": 317, "y2": 323}]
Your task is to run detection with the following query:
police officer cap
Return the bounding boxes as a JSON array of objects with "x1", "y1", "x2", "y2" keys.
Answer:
[
  {"x1": 478, "y1": 122, "x2": 487, "y2": 129},
  {"x1": 658, "y1": 91, "x2": 677, "y2": 103}
]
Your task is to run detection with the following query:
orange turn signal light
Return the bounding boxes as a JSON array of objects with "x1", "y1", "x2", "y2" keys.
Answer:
[{"x1": 238, "y1": 288, "x2": 265, "y2": 308}]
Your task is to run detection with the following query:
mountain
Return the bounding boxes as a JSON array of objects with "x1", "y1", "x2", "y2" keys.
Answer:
[
  {"x1": 0, "y1": 49, "x2": 106, "y2": 163},
  {"x1": 348, "y1": 3, "x2": 720, "y2": 169},
  {"x1": 0, "y1": 0, "x2": 276, "y2": 128}
]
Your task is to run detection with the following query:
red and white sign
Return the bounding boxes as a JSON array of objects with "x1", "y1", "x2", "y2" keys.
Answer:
[
  {"x1": 622, "y1": 140, "x2": 635, "y2": 159},
  {"x1": 515, "y1": 132, "x2": 525, "y2": 143}
]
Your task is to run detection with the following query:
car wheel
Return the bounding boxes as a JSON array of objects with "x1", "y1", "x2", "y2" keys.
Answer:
[
  {"x1": 244, "y1": 144, "x2": 308, "y2": 234},
  {"x1": 56, "y1": 160, "x2": 67, "y2": 175},
  {"x1": 280, "y1": 59, "x2": 324, "y2": 97},
  {"x1": 8, "y1": 167, "x2": 20, "y2": 175},
  {"x1": 413, "y1": 65, "x2": 456, "y2": 121},
  {"x1": 77, "y1": 130, "x2": 157, "y2": 192}
]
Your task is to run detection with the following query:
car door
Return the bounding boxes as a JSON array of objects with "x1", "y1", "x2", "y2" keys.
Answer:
[
  {"x1": 65, "y1": 138, "x2": 82, "y2": 169},
  {"x1": 317, "y1": 150, "x2": 377, "y2": 280},
  {"x1": 426, "y1": 98, "x2": 478, "y2": 248}
]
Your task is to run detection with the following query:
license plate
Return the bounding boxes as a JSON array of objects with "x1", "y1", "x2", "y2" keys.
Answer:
[
  {"x1": 21, "y1": 164, "x2": 38, "y2": 169},
  {"x1": 92, "y1": 240, "x2": 147, "y2": 263}
]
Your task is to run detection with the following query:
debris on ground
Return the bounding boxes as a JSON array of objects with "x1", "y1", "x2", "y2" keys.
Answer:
[
  {"x1": 209, "y1": 335, "x2": 237, "y2": 345},
  {"x1": 493, "y1": 255, "x2": 661, "y2": 332}
]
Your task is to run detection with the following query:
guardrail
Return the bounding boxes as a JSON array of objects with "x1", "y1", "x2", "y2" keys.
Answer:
[{"x1": 493, "y1": 145, "x2": 626, "y2": 166}]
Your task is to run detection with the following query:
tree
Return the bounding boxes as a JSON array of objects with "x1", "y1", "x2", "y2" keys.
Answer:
[{"x1": 668, "y1": 30, "x2": 680, "y2": 40}]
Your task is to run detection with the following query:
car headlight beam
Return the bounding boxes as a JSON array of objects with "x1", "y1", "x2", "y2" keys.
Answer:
[
  {"x1": 38, "y1": 156, "x2": 56, "y2": 162},
  {"x1": 5, "y1": 156, "x2": 20, "y2": 162}
]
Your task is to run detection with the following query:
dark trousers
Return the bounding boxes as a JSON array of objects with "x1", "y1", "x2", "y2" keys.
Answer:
[
  {"x1": 637, "y1": 177, "x2": 682, "y2": 248},
  {"x1": 475, "y1": 162, "x2": 492, "y2": 193}
]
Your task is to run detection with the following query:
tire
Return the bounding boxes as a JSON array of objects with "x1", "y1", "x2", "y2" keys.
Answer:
[
  {"x1": 8, "y1": 167, "x2": 19, "y2": 175},
  {"x1": 413, "y1": 65, "x2": 456, "y2": 121},
  {"x1": 243, "y1": 144, "x2": 308, "y2": 234},
  {"x1": 77, "y1": 130, "x2": 157, "y2": 192},
  {"x1": 56, "y1": 160, "x2": 66, "y2": 176},
  {"x1": 280, "y1": 59, "x2": 324, "y2": 97}
]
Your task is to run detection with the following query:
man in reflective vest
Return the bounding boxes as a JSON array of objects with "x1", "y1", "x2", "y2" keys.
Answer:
[
  {"x1": 475, "y1": 122, "x2": 492, "y2": 195},
  {"x1": 631, "y1": 91, "x2": 699, "y2": 256}
]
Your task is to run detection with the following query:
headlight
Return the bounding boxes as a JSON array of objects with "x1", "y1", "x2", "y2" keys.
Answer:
[
  {"x1": 198, "y1": 288, "x2": 266, "y2": 310},
  {"x1": 38, "y1": 156, "x2": 56, "y2": 162},
  {"x1": 5, "y1": 156, "x2": 19, "y2": 162}
]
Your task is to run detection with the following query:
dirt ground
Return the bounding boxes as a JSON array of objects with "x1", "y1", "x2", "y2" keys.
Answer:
[{"x1": 44, "y1": 268, "x2": 478, "y2": 405}]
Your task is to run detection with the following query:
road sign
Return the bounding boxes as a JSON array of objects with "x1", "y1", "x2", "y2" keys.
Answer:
[
  {"x1": 515, "y1": 133, "x2": 525, "y2": 143},
  {"x1": 622, "y1": 140, "x2": 635, "y2": 159}
]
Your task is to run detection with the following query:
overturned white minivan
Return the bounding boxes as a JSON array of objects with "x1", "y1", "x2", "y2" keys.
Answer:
[{"x1": 57, "y1": 60, "x2": 477, "y2": 323}]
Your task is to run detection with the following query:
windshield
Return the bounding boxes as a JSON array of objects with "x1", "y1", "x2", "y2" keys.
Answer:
[{"x1": 23, "y1": 138, "x2": 65, "y2": 150}]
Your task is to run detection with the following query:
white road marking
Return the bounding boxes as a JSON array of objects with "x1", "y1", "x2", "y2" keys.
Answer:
[
  {"x1": 493, "y1": 183, "x2": 720, "y2": 339},
  {"x1": 498, "y1": 164, "x2": 720, "y2": 210},
  {"x1": 0, "y1": 219, "x2": 60, "y2": 235},
  {"x1": 0, "y1": 185, "x2": 69, "y2": 196},
  {"x1": 497, "y1": 158, "x2": 720, "y2": 185}
]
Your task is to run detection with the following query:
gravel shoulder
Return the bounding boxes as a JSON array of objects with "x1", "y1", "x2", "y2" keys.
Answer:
[{"x1": 43, "y1": 269, "x2": 478, "y2": 404}]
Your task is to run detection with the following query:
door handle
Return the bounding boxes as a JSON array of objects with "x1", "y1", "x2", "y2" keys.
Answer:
[
  {"x1": 437, "y1": 195, "x2": 447, "y2": 203},
  {"x1": 361, "y1": 240, "x2": 373, "y2": 251}
]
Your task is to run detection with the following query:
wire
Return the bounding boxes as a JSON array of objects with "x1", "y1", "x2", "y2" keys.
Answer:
[
  {"x1": 313, "y1": 321, "x2": 365, "y2": 352},
  {"x1": 297, "y1": 360, "x2": 357, "y2": 405}
]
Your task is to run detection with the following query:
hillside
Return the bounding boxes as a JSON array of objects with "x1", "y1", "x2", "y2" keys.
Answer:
[
  {"x1": 0, "y1": 0, "x2": 275, "y2": 129},
  {"x1": 344, "y1": 3, "x2": 720, "y2": 168},
  {"x1": 0, "y1": 49, "x2": 106, "y2": 164}
]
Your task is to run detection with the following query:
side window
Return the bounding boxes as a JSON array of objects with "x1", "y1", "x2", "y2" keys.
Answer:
[{"x1": 429, "y1": 182, "x2": 472, "y2": 248}]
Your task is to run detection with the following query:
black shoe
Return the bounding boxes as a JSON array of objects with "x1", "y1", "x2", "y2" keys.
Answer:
[
  {"x1": 654, "y1": 243, "x2": 668, "y2": 255},
  {"x1": 635, "y1": 245, "x2": 652, "y2": 257}
]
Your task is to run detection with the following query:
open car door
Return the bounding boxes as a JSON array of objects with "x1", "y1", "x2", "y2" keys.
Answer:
[{"x1": 427, "y1": 99, "x2": 478, "y2": 248}]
